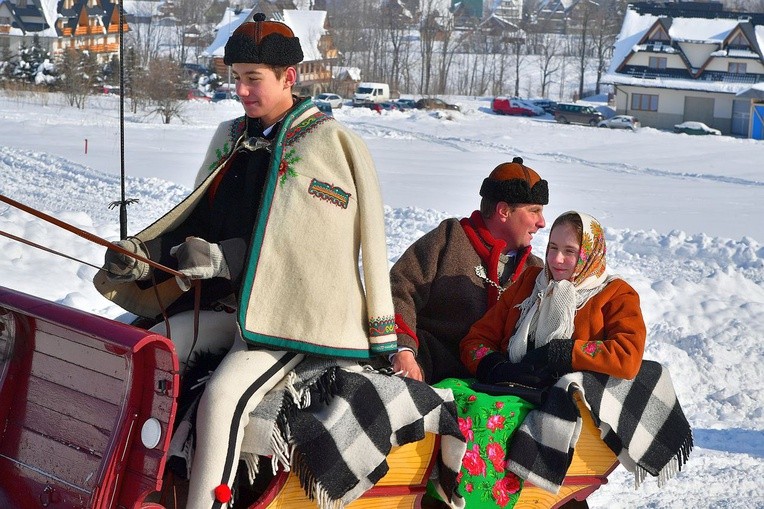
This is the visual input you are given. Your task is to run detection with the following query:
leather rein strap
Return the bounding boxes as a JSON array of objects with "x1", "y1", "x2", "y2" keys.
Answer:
[
  {"x1": 0, "y1": 193, "x2": 185, "y2": 278},
  {"x1": 1, "y1": 194, "x2": 204, "y2": 376}
]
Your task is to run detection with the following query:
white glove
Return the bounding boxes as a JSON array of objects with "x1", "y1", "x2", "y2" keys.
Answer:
[{"x1": 170, "y1": 237, "x2": 230, "y2": 291}]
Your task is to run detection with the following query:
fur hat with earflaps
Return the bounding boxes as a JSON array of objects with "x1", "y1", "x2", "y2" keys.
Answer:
[
  {"x1": 479, "y1": 157, "x2": 549, "y2": 205},
  {"x1": 224, "y1": 12, "x2": 303, "y2": 66}
]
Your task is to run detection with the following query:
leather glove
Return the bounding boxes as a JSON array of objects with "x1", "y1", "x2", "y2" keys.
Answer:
[
  {"x1": 170, "y1": 237, "x2": 242, "y2": 291},
  {"x1": 521, "y1": 343, "x2": 550, "y2": 371},
  {"x1": 104, "y1": 237, "x2": 150, "y2": 283},
  {"x1": 476, "y1": 352, "x2": 535, "y2": 384}
]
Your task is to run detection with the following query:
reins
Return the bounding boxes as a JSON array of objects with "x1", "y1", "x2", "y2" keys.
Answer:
[
  {"x1": 0, "y1": 193, "x2": 184, "y2": 279},
  {"x1": 1, "y1": 193, "x2": 203, "y2": 378}
]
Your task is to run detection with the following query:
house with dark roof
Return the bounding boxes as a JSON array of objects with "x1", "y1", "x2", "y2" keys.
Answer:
[
  {"x1": 603, "y1": 1, "x2": 764, "y2": 137},
  {"x1": 0, "y1": 0, "x2": 128, "y2": 63},
  {"x1": 203, "y1": 8, "x2": 339, "y2": 97}
]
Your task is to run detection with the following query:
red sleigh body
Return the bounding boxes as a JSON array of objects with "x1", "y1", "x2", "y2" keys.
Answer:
[{"x1": 0, "y1": 286, "x2": 617, "y2": 509}]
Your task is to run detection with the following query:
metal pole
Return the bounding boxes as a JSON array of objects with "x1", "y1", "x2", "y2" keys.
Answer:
[{"x1": 118, "y1": 0, "x2": 127, "y2": 240}]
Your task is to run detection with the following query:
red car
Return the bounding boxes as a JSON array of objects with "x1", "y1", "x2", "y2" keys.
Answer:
[{"x1": 491, "y1": 97, "x2": 538, "y2": 116}]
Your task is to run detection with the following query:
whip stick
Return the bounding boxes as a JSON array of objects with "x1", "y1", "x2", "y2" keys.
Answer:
[{"x1": 0, "y1": 194, "x2": 184, "y2": 278}]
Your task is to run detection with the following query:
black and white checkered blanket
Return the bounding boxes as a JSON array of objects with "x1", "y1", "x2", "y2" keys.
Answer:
[
  {"x1": 506, "y1": 360, "x2": 693, "y2": 494},
  {"x1": 240, "y1": 359, "x2": 467, "y2": 509}
]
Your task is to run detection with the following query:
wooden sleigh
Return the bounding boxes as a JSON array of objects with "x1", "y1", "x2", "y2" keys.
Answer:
[{"x1": 0, "y1": 286, "x2": 617, "y2": 509}]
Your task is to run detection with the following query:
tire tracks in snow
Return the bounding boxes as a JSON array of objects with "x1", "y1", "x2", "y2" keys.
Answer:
[{"x1": 347, "y1": 120, "x2": 764, "y2": 188}]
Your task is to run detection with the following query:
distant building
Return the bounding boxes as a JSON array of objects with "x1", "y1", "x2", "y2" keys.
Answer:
[
  {"x1": 203, "y1": 8, "x2": 338, "y2": 97},
  {"x1": 603, "y1": 1, "x2": 764, "y2": 138},
  {"x1": 0, "y1": 0, "x2": 129, "y2": 62}
]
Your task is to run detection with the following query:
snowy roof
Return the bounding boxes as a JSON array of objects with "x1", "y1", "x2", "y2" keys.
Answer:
[
  {"x1": 606, "y1": 5, "x2": 764, "y2": 89},
  {"x1": 602, "y1": 72, "x2": 756, "y2": 94},
  {"x1": 5, "y1": 0, "x2": 59, "y2": 37},
  {"x1": 122, "y1": 0, "x2": 163, "y2": 17},
  {"x1": 281, "y1": 10, "x2": 325, "y2": 62},
  {"x1": 203, "y1": 8, "x2": 326, "y2": 63},
  {"x1": 334, "y1": 66, "x2": 361, "y2": 81},
  {"x1": 668, "y1": 18, "x2": 739, "y2": 43}
]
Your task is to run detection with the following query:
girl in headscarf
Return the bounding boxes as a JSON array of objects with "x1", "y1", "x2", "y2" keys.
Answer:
[{"x1": 461, "y1": 210, "x2": 646, "y2": 389}]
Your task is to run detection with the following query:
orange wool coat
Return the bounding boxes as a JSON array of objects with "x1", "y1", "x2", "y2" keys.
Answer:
[{"x1": 460, "y1": 266, "x2": 646, "y2": 380}]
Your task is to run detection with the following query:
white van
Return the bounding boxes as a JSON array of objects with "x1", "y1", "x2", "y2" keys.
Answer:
[{"x1": 353, "y1": 82, "x2": 390, "y2": 106}]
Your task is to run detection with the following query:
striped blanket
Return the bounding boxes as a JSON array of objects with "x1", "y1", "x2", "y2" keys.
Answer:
[
  {"x1": 240, "y1": 358, "x2": 467, "y2": 509},
  {"x1": 506, "y1": 360, "x2": 693, "y2": 494}
]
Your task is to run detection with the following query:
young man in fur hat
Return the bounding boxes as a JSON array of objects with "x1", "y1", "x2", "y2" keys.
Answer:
[
  {"x1": 390, "y1": 157, "x2": 548, "y2": 384},
  {"x1": 95, "y1": 12, "x2": 397, "y2": 508}
]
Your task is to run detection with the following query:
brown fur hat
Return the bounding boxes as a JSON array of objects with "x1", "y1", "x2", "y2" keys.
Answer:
[
  {"x1": 223, "y1": 12, "x2": 303, "y2": 66},
  {"x1": 479, "y1": 157, "x2": 549, "y2": 205}
]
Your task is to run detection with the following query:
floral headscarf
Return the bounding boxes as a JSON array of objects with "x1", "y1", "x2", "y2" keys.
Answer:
[
  {"x1": 508, "y1": 211, "x2": 614, "y2": 363},
  {"x1": 544, "y1": 210, "x2": 608, "y2": 288}
]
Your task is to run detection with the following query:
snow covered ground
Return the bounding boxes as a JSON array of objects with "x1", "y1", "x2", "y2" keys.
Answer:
[{"x1": 1, "y1": 92, "x2": 762, "y2": 508}]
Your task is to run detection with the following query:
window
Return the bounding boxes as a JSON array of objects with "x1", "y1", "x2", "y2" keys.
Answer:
[
  {"x1": 0, "y1": 16, "x2": 11, "y2": 25},
  {"x1": 728, "y1": 62, "x2": 747, "y2": 74},
  {"x1": 648, "y1": 56, "x2": 667, "y2": 69},
  {"x1": 631, "y1": 93, "x2": 658, "y2": 112},
  {"x1": 17, "y1": 0, "x2": 27, "y2": 7}
]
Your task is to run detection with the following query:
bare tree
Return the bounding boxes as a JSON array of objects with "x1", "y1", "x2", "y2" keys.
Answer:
[
  {"x1": 133, "y1": 57, "x2": 187, "y2": 124},
  {"x1": 418, "y1": 2, "x2": 439, "y2": 95},
  {"x1": 589, "y1": 0, "x2": 623, "y2": 94},
  {"x1": 537, "y1": 33, "x2": 561, "y2": 97},
  {"x1": 509, "y1": 36, "x2": 526, "y2": 97},
  {"x1": 571, "y1": 0, "x2": 597, "y2": 99}
]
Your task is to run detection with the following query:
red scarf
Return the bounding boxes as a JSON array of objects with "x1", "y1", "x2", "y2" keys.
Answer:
[{"x1": 459, "y1": 210, "x2": 532, "y2": 307}]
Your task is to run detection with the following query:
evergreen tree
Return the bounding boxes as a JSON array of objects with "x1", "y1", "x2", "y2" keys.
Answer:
[{"x1": 11, "y1": 35, "x2": 55, "y2": 85}]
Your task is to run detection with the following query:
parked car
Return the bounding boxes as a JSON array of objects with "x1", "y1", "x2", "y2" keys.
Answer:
[
  {"x1": 598, "y1": 115, "x2": 640, "y2": 131},
  {"x1": 492, "y1": 97, "x2": 538, "y2": 116},
  {"x1": 394, "y1": 98, "x2": 417, "y2": 110},
  {"x1": 673, "y1": 121, "x2": 721, "y2": 136},
  {"x1": 315, "y1": 93, "x2": 343, "y2": 109},
  {"x1": 553, "y1": 103, "x2": 604, "y2": 126},
  {"x1": 315, "y1": 100, "x2": 333, "y2": 116},
  {"x1": 416, "y1": 97, "x2": 461, "y2": 112},
  {"x1": 211, "y1": 90, "x2": 238, "y2": 102},
  {"x1": 529, "y1": 98, "x2": 558, "y2": 114},
  {"x1": 187, "y1": 89, "x2": 211, "y2": 102}
]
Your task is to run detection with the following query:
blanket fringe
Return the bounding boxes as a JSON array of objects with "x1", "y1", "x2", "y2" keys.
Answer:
[
  {"x1": 635, "y1": 433, "x2": 693, "y2": 490},
  {"x1": 241, "y1": 452, "x2": 260, "y2": 485},
  {"x1": 269, "y1": 400, "x2": 293, "y2": 472},
  {"x1": 294, "y1": 450, "x2": 345, "y2": 509}
]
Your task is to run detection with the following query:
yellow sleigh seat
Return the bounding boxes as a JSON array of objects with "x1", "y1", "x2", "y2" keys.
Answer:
[{"x1": 249, "y1": 393, "x2": 618, "y2": 509}]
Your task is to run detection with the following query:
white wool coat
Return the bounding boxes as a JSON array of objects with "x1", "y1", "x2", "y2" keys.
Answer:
[{"x1": 95, "y1": 100, "x2": 397, "y2": 359}]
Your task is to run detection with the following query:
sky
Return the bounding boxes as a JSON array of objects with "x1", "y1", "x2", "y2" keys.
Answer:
[{"x1": 0, "y1": 92, "x2": 763, "y2": 508}]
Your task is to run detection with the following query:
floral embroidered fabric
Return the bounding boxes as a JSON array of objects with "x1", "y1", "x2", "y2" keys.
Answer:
[{"x1": 430, "y1": 378, "x2": 535, "y2": 508}]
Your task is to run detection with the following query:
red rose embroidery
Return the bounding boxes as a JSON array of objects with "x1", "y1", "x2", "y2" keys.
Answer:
[
  {"x1": 504, "y1": 472, "x2": 521, "y2": 494},
  {"x1": 492, "y1": 477, "x2": 512, "y2": 507},
  {"x1": 472, "y1": 345, "x2": 491, "y2": 360},
  {"x1": 458, "y1": 416, "x2": 474, "y2": 442},
  {"x1": 486, "y1": 414, "x2": 506, "y2": 432},
  {"x1": 492, "y1": 474, "x2": 521, "y2": 507},
  {"x1": 462, "y1": 444, "x2": 486, "y2": 476},
  {"x1": 486, "y1": 442, "x2": 506, "y2": 471}
]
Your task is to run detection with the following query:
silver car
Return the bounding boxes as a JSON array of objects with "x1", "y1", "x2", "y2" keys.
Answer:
[
  {"x1": 315, "y1": 93, "x2": 343, "y2": 109},
  {"x1": 598, "y1": 115, "x2": 641, "y2": 131}
]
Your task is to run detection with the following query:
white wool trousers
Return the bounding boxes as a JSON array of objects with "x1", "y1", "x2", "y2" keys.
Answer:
[
  {"x1": 185, "y1": 334, "x2": 304, "y2": 509},
  {"x1": 149, "y1": 309, "x2": 237, "y2": 369}
]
